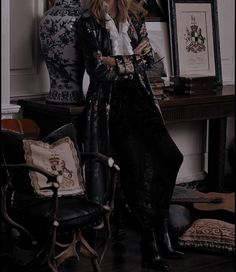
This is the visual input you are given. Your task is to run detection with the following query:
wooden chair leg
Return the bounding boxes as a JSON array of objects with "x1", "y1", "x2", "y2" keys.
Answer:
[
  {"x1": 78, "y1": 231, "x2": 102, "y2": 272},
  {"x1": 47, "y1": 230, "x2": 101, "y2": 272},
  {"x1": 91, "y1": 258, "x2": 102, "y2": 272},
  {"x1": 47, "y1": 223, "x2": 59, "y2": 272},
  {"x1": 48, "y1": 259, "x2": 58, "y2": 272},
  {"x1": 47, "y1": 231, "x2": 80, "y2": 271},
  {"x1": 55, "y1": 232, "x2": 79, "y2": 267}
]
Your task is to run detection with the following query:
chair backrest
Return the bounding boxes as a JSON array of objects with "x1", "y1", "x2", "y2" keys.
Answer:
[
  {"x1": 1, "y1": 119, "x2": 41, "y2": 194},
  {"x1": 1, "y1": 120, "x2": 87, "y2": 198},
  {"x1": 1, "y1": 118, "x2": 40, "y2": 138},
  {"x1": 1, "y1": 118, "x2": 119, "y2": 270}
]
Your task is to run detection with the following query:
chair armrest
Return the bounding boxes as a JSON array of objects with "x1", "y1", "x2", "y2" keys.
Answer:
[
  {"x1": 1, "y1": 163, "x2": 61, "y2": 244},
  {"x1": 80, "y1": 153, "x2": 120, "y2": 210},
  {"x1": 81, "y1": 152, "x2": 120, "y2": 171},
  {"x1": 1, "y1": 163, "x2": 58, "y2": 182},
  {"x1": 1, "y1": 163, "x2": 62, "y2": 192}
]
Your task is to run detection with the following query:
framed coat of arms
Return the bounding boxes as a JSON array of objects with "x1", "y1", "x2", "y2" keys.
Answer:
[{"x1": 168, "y1": 0, "x2": 222, "y2": 86}]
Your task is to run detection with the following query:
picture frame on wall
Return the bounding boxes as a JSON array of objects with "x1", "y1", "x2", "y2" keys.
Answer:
[
  {"x1": 146, "y1": 19, "x2": 172, "y2": 86},
  {"x1": 168, "y1": 0, "x2": 222, "y2": 86}
]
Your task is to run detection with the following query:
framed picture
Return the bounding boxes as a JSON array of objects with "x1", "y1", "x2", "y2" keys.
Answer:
[
  {"x1": 168, "y1": 0, "x2": 222, "y2": 85},
  {"x1": 146, "y1": 20, "x2": 172, "y2": 85}
]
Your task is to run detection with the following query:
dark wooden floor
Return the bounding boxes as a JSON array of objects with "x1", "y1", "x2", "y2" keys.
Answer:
[
  {"x1": 58, "y1": 227, "x2": 235, "y2": 272},
  {"x1": 1, "y1": 222, "x2": 235, "y2": 272},
  {"x1": 1, "y1": 177, "x2": 235, "y2": 272}
]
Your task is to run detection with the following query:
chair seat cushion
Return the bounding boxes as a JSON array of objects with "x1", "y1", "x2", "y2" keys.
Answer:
[
  {"x1": 57, "y1": 197, "x2": 103, "y2": 229},
  {"x1": 9, "y1": 192, "x2": 103, "y2": 233}
]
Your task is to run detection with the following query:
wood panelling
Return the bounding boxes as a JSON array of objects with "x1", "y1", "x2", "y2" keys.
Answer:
[{"x1": 10, "y1": 0, "x2": 49, "y2": 98}]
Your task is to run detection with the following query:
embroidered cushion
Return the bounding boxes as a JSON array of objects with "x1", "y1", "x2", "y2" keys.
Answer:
[
  {"x1": 23, "y1": 136, "x2": 85, "y2": 197},
  {"x1": 1, "y1": 123, "x2": 84, "y2": 196},
  {"x1": 178, "y1": 218, "x2": 235, "y2": 254}
]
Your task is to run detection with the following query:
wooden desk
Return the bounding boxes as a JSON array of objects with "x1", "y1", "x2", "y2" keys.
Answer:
[
  {"x1": 159, "y1": 85, "x2": 235, "y2": 192},
  {"x1": 18, "y1": 85, "x2": 235, "y2": 192}
]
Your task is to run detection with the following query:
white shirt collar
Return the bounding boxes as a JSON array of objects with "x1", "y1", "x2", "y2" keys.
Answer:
[{"x1": 105, "y1": 13, "x2": 134, "y2": 56}]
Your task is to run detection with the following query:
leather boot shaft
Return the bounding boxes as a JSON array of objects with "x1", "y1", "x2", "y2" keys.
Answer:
[
  {"x1": 156, "y1": 218, "x2": 184, "y2": 259},
  {"x1": 140, "y1": 230, "x2": 170, "y2": 272}
]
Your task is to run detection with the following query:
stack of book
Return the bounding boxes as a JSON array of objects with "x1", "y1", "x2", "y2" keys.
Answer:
[
  {"x1": 149, "y1": 77, "x2": 165, "y2": 97},
  {"x1": 170, "y1": 75, "x2": 218, "y2": 95}
]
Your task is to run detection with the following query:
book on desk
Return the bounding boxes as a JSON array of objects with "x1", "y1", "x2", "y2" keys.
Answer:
[{"x1": 169, "y1": 75, "x2": 219, "y2": 95}]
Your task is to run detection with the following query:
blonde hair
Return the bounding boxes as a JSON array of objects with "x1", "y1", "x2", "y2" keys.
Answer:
[
  {"x1": 88, "y1": 0, "x2": 147, "y2": 24},
  {"x1": 48, "y1": 0, "x2": 55, "y2": 9}
]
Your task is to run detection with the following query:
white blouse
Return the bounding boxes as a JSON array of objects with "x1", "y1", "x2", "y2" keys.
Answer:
[{"x1": 105, "y1": 13, "x2": 134, "y2": 56}]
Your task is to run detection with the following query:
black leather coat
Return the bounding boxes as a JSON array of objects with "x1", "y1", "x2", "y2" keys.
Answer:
[{"x1": 78, "y1": 11, "x2": 164, "y2": 203}]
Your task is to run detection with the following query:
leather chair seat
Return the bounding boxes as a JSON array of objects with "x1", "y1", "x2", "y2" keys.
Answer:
[{"x1": 8, "y1": 192, "x2": 103, "y2": 234}]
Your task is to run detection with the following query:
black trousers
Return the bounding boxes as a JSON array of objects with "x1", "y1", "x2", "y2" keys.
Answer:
[{"x1": 110, "y1": 81, "x2": 183, "y2": 230}]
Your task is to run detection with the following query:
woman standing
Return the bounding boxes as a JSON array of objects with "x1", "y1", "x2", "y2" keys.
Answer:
[{"x1": 78, "y1": 0, "x2": 183, "y2": 270}]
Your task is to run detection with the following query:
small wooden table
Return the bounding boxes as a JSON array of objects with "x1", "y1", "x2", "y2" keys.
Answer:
[
  {"x1": 18, "y1": 85, "x2": 235, "y2": 192},
  {"x1": 159, "y1": 85, "x2": 235, "y2": 192}
]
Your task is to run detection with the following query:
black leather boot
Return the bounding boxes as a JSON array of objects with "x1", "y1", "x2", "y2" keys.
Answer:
[
  {"x1": 141, "y1": 230, "x2": 170, "y2": 272},
  {"x1": 157, "y1": 218, "x2": 184, "y2": 259}
]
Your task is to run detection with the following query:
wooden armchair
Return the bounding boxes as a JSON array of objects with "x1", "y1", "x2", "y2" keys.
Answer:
[{"x1": 1, "y1": 119, "x2": 119, "y2": 272}]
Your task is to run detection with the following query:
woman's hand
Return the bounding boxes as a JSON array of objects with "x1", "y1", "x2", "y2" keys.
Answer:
[
  {"x1": 94, "y1": 39, "x2": 152, "y2": 67},
  {"x1": 134, "y1": 38, "x2": 152, "y2": 57},
  {"x1": 101, "y1": 56, "x2": 116, "y2": 66},
  {"x1": 94, "y1": 51, "x2": 116, "y2": 66}
]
